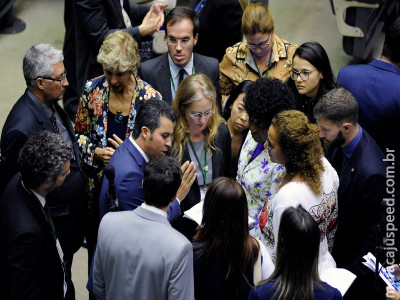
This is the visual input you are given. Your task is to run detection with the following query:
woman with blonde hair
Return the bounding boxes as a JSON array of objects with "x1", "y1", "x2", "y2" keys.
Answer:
[
  {"x1": 172, "y1": 73, "x2": 231, "y2": 213},
  {"x1": 258, "y1": 110, "x2": 338, "y2": 273},
  {"x1": 219, "y1": 2, "x2": 297, "y2": 100},
  {"x1": 75, "y1": 30, "x2": 161, "y2": 263}
]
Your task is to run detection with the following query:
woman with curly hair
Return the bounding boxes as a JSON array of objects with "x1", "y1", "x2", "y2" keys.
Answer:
[
  {"x1": 171, "y1": 73, "x2": 231, "y2": 213},
  {"x1": 258, "y1": 110, "x2": 338, "y2": 273},
  {"x1": 74, "y1": 30, "x2": 161, "y2": 265}
]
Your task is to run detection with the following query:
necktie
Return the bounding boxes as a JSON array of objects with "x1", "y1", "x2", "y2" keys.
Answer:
[
  {"x1": 332, "y1": 148, "x2": 344, "y2": 176},
  {"x1": 50, "y1": 107, "x2": 60, "y2": 133},
  {"x1": 178, "y1": 68, "x2": 186, "y2": 86}
]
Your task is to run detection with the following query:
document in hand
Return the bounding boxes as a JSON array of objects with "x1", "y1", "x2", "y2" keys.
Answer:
[
  {"x1": 320, "y1": 268, "x2": 356, "y2": 296},
  {"x1": 362, "y1": 252, "x2": 400, "y2": 291}
]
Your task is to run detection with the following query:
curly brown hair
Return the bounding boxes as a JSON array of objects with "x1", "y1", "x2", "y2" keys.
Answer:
[{"x1": 272, "y1": 110, "x2": 324, "y2": 195}]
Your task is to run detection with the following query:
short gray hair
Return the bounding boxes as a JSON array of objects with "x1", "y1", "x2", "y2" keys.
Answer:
[
  {"x1": 23, "y1": 43, "x2": 64, "y2": 89},
  {"x1": 18, "y1": 130, "x2": 73, "y2": 189}
]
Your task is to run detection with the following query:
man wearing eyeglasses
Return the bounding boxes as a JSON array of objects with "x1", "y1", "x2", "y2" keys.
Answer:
[
  {"x1": 0, "y1": 43, "x2": 86, "y2": 300},
  {"x1": 138, "y1": 6, "x2": 221, "y2": 110}
]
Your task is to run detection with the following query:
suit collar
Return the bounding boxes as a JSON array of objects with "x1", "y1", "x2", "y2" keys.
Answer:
[
  {"x1": 159, "y1": 54, "x2": 173, "y2": 105},
  {"x1": 369, "y1": 59, "x2": 400, "y2": 75},
  {"x1": 338, "y1": 130, "x2": 367, "y2": 199},
  {"x1": 133, "y1": 206, "x2": 170, "y2": 226},
  {"x1": 124, "y1": 137, "x2": 147, "y2": 171}
]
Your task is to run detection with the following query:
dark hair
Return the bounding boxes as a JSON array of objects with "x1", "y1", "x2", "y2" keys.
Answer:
[
  {"x1": 267, "y1": 205, "x2": 321, "y2": 300},
  {"x1": 143, "y1": 156, "x2": 182, "y2": 208},
  {"x1": 287, "y1": 42, "x2": 337, "y2": 99},
  {"x1": 313, "y1": 87, "x2": 358, "y2": 126},
  {"x1": 165, "y1": 6, "x2": 199, "y2": 37},
  {"x1": 222, "y1": 80, "x2": 252, "y2": 120},
  {"x1": 18, "y1": 130, "x2": 73, "y2": 189},
  {"x1": 244, "y1": 78, "x2": 295, "y2": 130},
  {"x1": 132, "y1": 99, "x2": 177, "y2": 139},
  {"x1": 382, "y1": 17, "x2": 400, "y2": 63},
  {"x1": 194, "y1": 177, "x2": 259, "y2": 293}
]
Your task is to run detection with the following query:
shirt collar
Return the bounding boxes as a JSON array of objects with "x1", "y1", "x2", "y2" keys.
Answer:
[
  {"x1": 27, "y1": 89, "x2": 53, "y2": 118},
  {"x1": 129, "y1": 136, "x2": 149, "y2": 163},
  {"x1": 141, "y1": 202, "x2": 167, "y2": 218},
  {"x1": 342, "y1": 125, "x2": 363, "y2": 159},
  {"x1": 168, "y1": 53, "x2": 194, "y2": 78},
  {"x1": 31, "y1": 189, "x2": 46, "y2": 207}
]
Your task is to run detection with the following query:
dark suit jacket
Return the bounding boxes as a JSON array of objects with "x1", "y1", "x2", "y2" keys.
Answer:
[
  {"x1": 194, "y1": 0, "x2": 243, "y2": 62},
  {"x1": 328, "y1": 130, "x2": 386, "y2": 298},
  {"x1": 63, "y1": 0, "x2": 149, "y2": 117},
  {"x1": 338, "y1": 59, "x2": 400, "y2": 154},
  {"x1": 99, "y1": 137, "x2": 181, "y2": 222},
  {"x1": 0, "y1": 175, "x2": 65, "y2": 300},
  {"x1": 138, "y1": 52, "x2": 222, "y2": 110},
  {"x1": 0, "y1": 90, "x2": 86, "y2": 256}
]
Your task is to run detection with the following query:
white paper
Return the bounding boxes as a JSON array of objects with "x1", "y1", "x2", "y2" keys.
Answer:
[{"x1": 320, "y1": 267, "x2": 356, "y2": 296}]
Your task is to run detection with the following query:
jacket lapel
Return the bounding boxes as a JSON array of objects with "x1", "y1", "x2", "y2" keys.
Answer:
[
  {"x1": 160, "y1": 54, "x2": 173, "y2": 105},
  {"x1": 125, "y1": 139, "x2": 147, "y2": 172}
]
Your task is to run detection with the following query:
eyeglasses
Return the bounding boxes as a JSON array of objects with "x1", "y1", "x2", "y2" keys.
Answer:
[
  {"x1": 188, "y1": 110, "x2": 214, "y2": 119},
  {"x1": 290, "y1": 70, "x2": 317, "y2": 81},
  {"x1": 167, "y1": 36, "x2": 192, "y2": 46},
  {"x1": 40, "y1": 71, "x2": 68, "y2": 85},
  {"x1": 246, "y1": 35, "x2": 272, "y2": 50}
]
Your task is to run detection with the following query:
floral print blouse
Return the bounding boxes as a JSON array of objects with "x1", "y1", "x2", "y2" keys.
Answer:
[
  {"x1": 236, "y1": 131, "x2": 285, "y2": 241},
  {"x1": 75, "y1": 74, "x2": 161, "y2": 214}
]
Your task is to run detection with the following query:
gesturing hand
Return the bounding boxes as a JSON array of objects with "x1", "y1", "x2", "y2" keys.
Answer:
[{"x1": 176, "y1": 161, "x2": 196, "y2": 202}]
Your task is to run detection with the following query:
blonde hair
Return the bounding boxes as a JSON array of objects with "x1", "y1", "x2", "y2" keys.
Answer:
[
  {"x1": 272, "y1": 110, "x2": 324, "y2": 195},
  {"x1": 241, "y1": 3, "x2": 274, "y2": 36},
  {"x1": 172, "y1": 74, "x2": 224, "y2": 163},
  {"x1": 97, "y1": 31, "x2": 140, "y2": 74}
]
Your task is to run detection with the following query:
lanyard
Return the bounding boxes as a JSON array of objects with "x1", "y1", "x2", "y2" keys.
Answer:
[
  {"x1": 170, "y1": 65, "x2": 195, "y2": 94},
  {"x1": 189, "y1": 140, "x2": 208, "y2": 186},
  {"x1": 254, "y1": 45, "x2": 273, "y2": 78}
]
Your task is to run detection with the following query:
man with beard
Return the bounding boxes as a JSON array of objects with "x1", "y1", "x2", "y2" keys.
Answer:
[
  {"x1": 314, "y1": 88, "x2": 386, "y2": 300},
  {"x1": 0, "y1": 43, "x2": 85, "y2": 299}
]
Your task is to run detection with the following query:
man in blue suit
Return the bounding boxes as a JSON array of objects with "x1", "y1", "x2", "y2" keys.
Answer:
[
  {"x1": 337, "y1": 17, "x2": 400, "y2": 155},
  {"x1": 99, "y1": 99, "x2": 196, "y2": 222},
  {"x1": 314, "y1": 88, "x2": 387, "y2": 300}
]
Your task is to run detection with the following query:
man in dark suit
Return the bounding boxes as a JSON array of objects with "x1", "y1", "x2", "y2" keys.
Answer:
[
  {"x1": 0, "y1": 43, "x2": 86, "y2": 299},
  {"x1": 0, "y1": 131, "x2": 73, "y2": 300},
  {"x1": 63, "y1": 0, "x2": 167, "y2": 120},
  {"x1": 138, "y1": 6, "x2": 221, "y2": 109},
  {"x1": 314, "y1": 88, "x2": 387, "y2": 300},
  {"x1": 99, "y1": 99, "x2": 196, "y2": 220}
]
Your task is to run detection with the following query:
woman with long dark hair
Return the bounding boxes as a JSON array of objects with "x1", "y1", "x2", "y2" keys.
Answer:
[
  {"x1": 287, "y1": 41, "x2": 337, "y2": 123},
  {"x1": 193, "y1": 177, "x2": 274, "y2": 299},
  {"x1": 249, "y1": 205, "x2": 342, "y2": 300}
]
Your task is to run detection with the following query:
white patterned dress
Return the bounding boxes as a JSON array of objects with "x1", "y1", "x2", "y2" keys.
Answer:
[
  {"x1": 258, "y1": 157, "x2": 339, "y2": 274},
  {"x1": 236, "y1": 131, "x2": 285, "y2": 241}
]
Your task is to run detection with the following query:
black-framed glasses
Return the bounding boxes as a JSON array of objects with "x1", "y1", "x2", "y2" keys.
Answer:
[
  {"x1": 167, "y1": 36, "x2": 192, "y2": 47},
  {"x1": 246, "y1": 35, "x2": 272, "y2": 50},
  {"x1": 289, "y1": 70, "x2": 316, "y2": 81},
  {"x1": 40, "y1": 71, "x2": 67, "y2": 85},
  {"x1": 188, "y1": 110, "x2": 214, "y2": 120}
]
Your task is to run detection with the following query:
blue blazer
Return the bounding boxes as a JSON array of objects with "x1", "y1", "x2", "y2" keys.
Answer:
[
  {"x1": 99, "y1": 138, "x2": 181, "y2": 222},
  {"x1": 338, "y1": 59, "x2": 400, "y2": 153},
  {"x1": 329, "y1": 130, "x2": 385, "y2": 273}
]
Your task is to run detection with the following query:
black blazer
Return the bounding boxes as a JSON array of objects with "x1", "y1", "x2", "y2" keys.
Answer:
[
  {"x1": 138, "y1": 52, "x2": 222, "y2": 110},
  {"x1": 328, "y1": 129, "x2": 386, "y2": 296},
  {"x1": 63, "y1": 0, "x2": 149, "y2": 106},
  {"x1": 0, "y1": 175, "x2": 65, "y2": 300},
  {"x1": 172, "y1": 124, "x2": 231, "y2": 240},
  {"x1": 0, "y1": 90, "x2": 86, "y2": 256}
]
